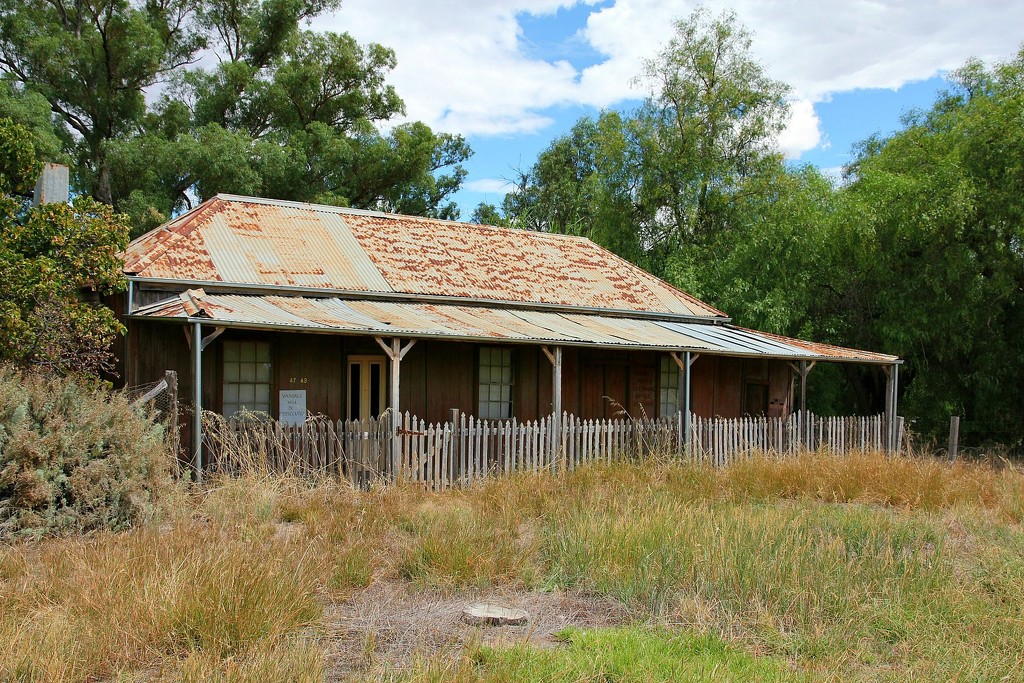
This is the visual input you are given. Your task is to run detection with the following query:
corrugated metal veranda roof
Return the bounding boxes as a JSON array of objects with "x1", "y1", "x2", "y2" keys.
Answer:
[{"x1": 132, "y1": 290, "x2": 898, "y2": 364}]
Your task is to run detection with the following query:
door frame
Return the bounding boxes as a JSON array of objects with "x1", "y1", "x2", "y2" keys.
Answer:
[{"x1": 346, "y1": 354, "x2": 387, "y2": 421}]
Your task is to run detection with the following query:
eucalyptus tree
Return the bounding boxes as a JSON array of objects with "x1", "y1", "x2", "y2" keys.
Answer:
[
  {"x1": 0, "y1": 0, "x2": 471, "y2": 234},
  {"x1": 836, "y1": 50, "x2": 1024, "y2": 443},
  {"x1": 503, "y1": 8, "x2": 790, "y2": 279},
  {"x1": 0, "y1": 0, "x2": 204, "y2": 204},
  {"x1": 639, "y1": 8, "x2": 790, "y2": 247}
]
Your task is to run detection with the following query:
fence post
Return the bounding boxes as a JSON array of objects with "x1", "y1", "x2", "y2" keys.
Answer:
[
  {"x1": 683, "y1": 351, "x2": 692, "y2": 457},
  {"x1": 191, "y1": 322, "x2": 203, "y2": 483},
  {"x1": 164, "y1": 370, "x2": 179, "y2": 458},
  {"x1": 895, "y1": 416, "x2": 905, "y2": 456},
  {"x1": 948, "y1": 416, "x2": 960, "y2": 462}
]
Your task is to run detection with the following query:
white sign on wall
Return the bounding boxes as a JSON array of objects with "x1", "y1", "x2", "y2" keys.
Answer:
[{"x1": 279, "y1": 390, "x2": 307, "y2": 425}]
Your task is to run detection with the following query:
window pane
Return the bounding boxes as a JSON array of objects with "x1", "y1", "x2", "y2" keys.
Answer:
[
  {"x1": 257, "y1": 362, "x2": 271, "y2": 383},
  {"x1": 659, "y1": 355, "x2": 680, "y2": 418},
  {"x1": 477, "y1": 346, "x2": 513, "y2": 419},
  {"x1": 223, "y1": 340, "x2": 272, "y2": 419},
  {"x1": 240, "y1": 363, "x2": 255, "y2": 382}
]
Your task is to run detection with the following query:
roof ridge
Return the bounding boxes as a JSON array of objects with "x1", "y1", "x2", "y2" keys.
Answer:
[{"x1": 213, "y1": 193, "x2": 590, "y2": 243}]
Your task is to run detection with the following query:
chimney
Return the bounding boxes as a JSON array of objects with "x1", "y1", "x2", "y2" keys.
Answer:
[{"x1": 33, "y1": 163, "x2": 70, "y2": 206}]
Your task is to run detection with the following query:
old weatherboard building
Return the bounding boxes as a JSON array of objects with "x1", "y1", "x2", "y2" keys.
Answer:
[{"x1": 116, "y1": 194, "x2": 900, "y2": 465}]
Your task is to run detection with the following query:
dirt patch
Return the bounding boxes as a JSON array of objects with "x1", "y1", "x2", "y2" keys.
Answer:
[{"x1": 323, "y1": 582, "x2": 628, "y2": 680}]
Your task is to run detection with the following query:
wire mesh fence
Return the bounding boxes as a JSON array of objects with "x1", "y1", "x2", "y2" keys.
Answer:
[{"x1": 123, "y1": 370, "x2": 179, "y2": 459}]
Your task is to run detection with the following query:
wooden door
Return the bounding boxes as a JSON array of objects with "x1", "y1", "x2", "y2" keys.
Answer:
[
  {"x1": 581, "y1": 363, "x2": 604, "y2": 418},
  {"x1": 604, "y1": 364, "x2": 628, "y2": 417},
  {"x1": 580, "y1": 362, "x2": 629, "y2": 419}
]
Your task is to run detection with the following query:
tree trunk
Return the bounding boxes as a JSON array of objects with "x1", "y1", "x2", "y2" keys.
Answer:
[
  {"x1": 88, "y1": 140, "x2": 113, "y2": 205},
  {"x1": 94, "y1": 163, "x2": 112, "y2": 205}
]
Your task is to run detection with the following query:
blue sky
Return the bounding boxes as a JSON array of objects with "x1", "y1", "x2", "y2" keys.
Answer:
[
  {"x1": 457, "y1": 76, "x2": 953, "y2": 214},
  {"x1": 318, "y1": 1, "x2": 1024, "y2": 217}
]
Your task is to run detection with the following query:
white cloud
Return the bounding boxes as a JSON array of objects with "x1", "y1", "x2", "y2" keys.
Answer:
[
  {"x1": 777, "y1": 99, "x2": 822, "y2": 158},
  {"x1": 315, "y1": 0, "x2": 583, "y2": 136},
  {"x1": 465, "y1": 178, "x2": 514, "y2": 194},
  {"x1": 313, "y1": 0, "x2": 1024, "y2": 151}
]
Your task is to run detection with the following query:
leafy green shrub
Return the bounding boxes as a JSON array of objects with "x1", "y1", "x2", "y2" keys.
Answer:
[{"x1": 0, "y1": 364, "x2": 170, "y2": 537}]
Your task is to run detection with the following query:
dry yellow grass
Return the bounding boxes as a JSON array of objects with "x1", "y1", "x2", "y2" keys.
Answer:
[
  {"x1": 717, "y1": 449, "x2": 1024, "y2": 516},
  {"x1": 1, "y1": 450, "x2": 1023, "y2": 681},
  {"x1": 0, "y1": 520, "x2": 323, "y2": 680}
]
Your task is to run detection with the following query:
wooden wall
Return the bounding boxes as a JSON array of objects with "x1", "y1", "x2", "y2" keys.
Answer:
[
  {"x1": 127, "y1": 321, "x2": 794, "y2": 431},
  {"x1": 129, "y1": 323, "x2": 478, "y2": 425},
  {"x1": 689, "y1": 355, "x2": 792, "y2": 419}
]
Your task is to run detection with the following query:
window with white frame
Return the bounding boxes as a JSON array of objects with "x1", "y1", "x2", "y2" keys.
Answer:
[
  {"x1": 222, "y1": 340, "x2": 272, "y2": 416},
  {"x1": 478, "y1": 347, "x2": 513, "y2": 419},
  {"x1": 659, "y1": 355, "x2": 681, "y2": 417}
]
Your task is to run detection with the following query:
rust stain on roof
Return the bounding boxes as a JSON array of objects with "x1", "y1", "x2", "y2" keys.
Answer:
[
  {"x1": 124, "y1": 194, "x2": 723, "y2": 317},
  {"x1": 126, "y1": 198, "x2": 390, "y2": 290},
  {"x1": 340, "y1": 212, "x2": 723, "y2": 316},
  {"x1": 740, "y1": 327, "x2": 898, "y2": 363},
  {"x1": 123, "y1": 199, "x2": 225, "y2": 278}
]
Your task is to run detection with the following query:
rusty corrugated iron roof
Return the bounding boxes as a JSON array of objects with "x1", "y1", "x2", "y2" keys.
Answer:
[
  {"x1": 131, "y1": 290, "x2": 897, "y2": 363},
  {"x1": 736, "y1": 327, "x2": 898, "y2": 363},
  {"x1": 124, "y1": 194, "x2": 724, "y2": 318}
]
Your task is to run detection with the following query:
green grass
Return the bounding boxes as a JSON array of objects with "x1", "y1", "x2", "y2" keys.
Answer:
[{"x1": 394, "y1": 627, "x2": 803, "y2": 682}]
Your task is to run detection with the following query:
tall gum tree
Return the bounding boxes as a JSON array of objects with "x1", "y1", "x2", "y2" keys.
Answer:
[
  {"x1": 639, "y1": 8, "x2": 790, "y2": 247},
  {"x1": 0, "y1": 0, "x2": 471, "y2": 234},
  {"x1": 0, "y1": 0, "x2": 204, "y2": 204},
  {"x1": 502, "y1": 9, "x2": 790, "y2": 280}
]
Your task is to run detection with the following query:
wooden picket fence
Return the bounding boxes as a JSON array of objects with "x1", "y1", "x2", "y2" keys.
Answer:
[
  {"x1": 203, "y1": 410, "x2": 899, "y2": 488},
  {"x1": 689, "y1": 412, "x2": 892, "y2": 466},
  {"x1": 392, "y1": 412, "x2": 681, "y2": 488}
]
